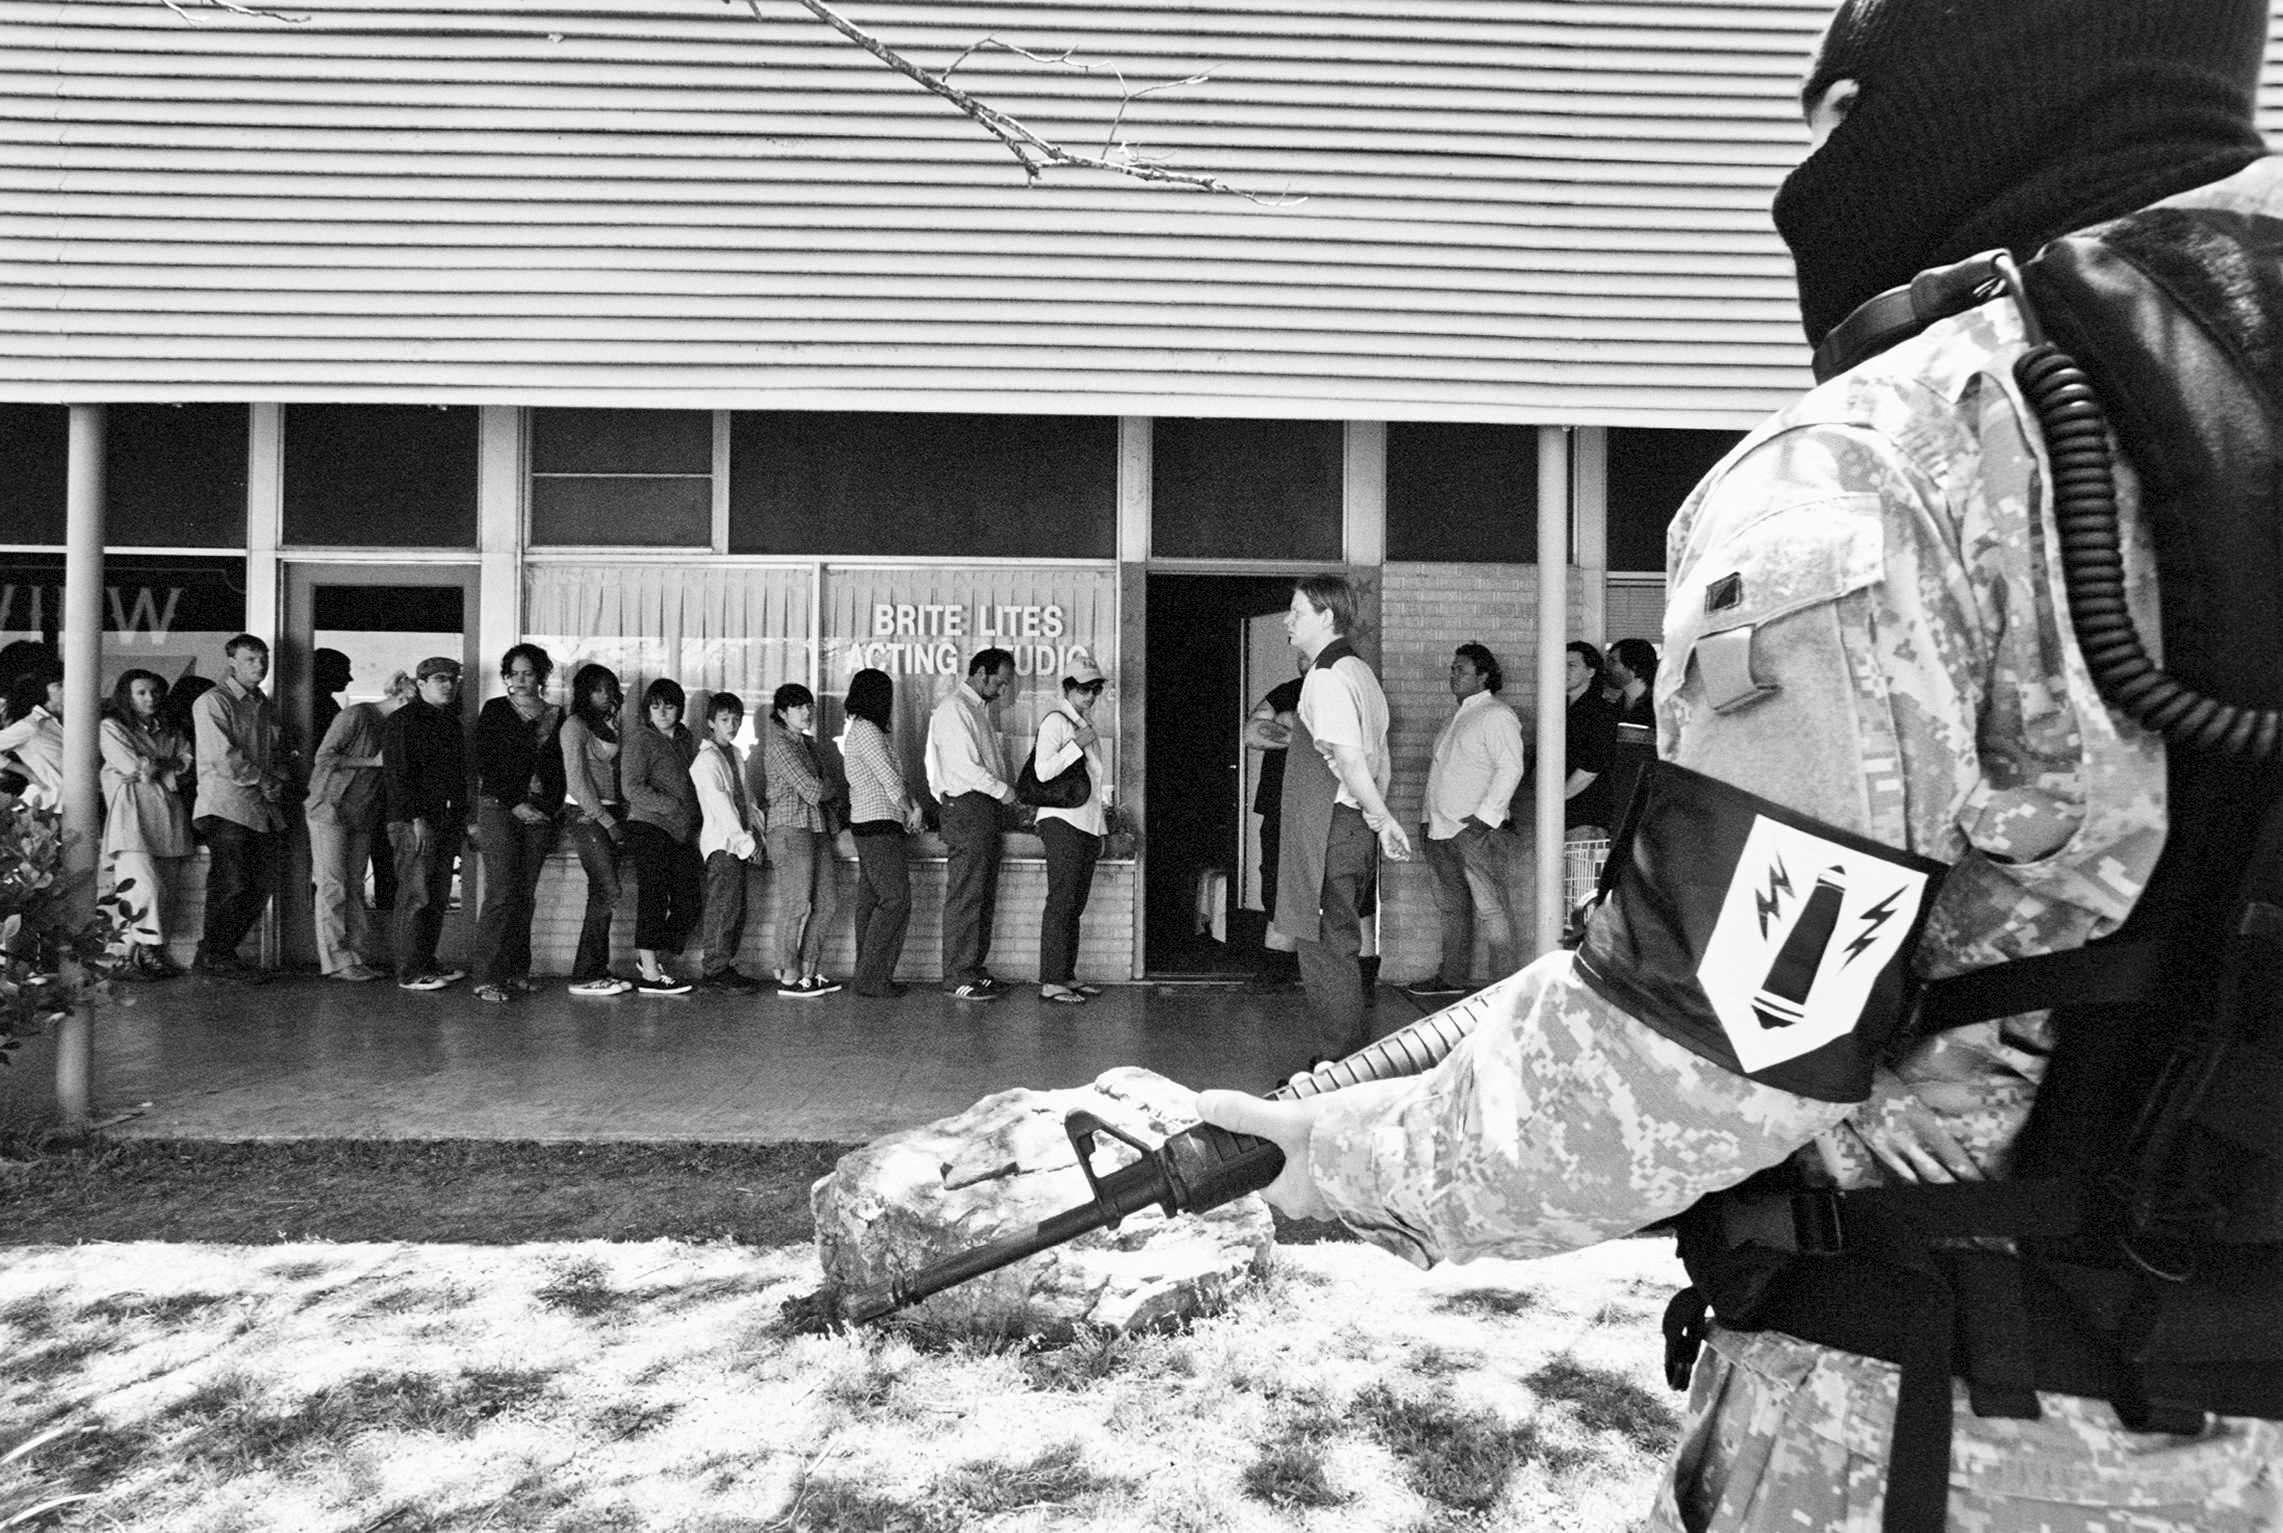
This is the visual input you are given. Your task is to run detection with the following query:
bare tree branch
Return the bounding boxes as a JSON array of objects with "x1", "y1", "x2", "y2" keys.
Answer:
[
  {"x1": 161, "y1": 0, "x2": 309, "y2": 23},
  {"x1": 763, "y1": 0, "x2": 1301, "y2": 203}
]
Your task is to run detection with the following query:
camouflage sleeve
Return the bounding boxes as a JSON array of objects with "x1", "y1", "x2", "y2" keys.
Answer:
[
  {"x1": 1307, "y1": 400, "x2": 2007, "y2": 1265},
  {"x1": 1309, "y1": 959, "x2": 1856, "y2": 1266}
]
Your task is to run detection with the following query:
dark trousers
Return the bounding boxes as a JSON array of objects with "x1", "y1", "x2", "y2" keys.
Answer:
[
  {"x1": 851, "y1": 828, "x2": 911, "y2": 994},
  {"x1": 391, "y1": 819, "x2": 460, "y2": 980},
  {"x1": 1296, "y1": 805, "x2": 1375, "y2": 1062},
  {"x1": 565, "y1": 818, "x2": 622, "y2": 981},
  {"x1": 474, "y1": 804, "x2": 558, "y2": 986},
  {"x1": 194, "y1": 816, "x2": 280, "y2": 963},
  {"x1": 700, "y1": 850, "x2": 751, "y2": 976},
  {"x1": 625, "y1": 821, "x2": 701, "y2": 953},
  {"x1": 939, "y1": 791, "x2": 1003, "y2": 984},
  {"x1": 1037, "y1": 817, "x2": 1100, "y2": 987}
]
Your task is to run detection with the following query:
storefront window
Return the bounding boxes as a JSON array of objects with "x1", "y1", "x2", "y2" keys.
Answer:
[
  {"x1": 728, "y1": 412, "x2": 1115, "y2": 558},
  {"x1": 0, "y1": 553, "x2": 247, "y2": 691},
  {"x1": 0, "y1": 404, "x2": 245, "y2": 549},
  {"x1": 1151, "y1": 418, "x2": 1342, "y2": 561},
  {"x1": 525, "y1": 563, "x2": 813, "y2": 748},
  {"x1": 529, "y1": 408, "x2": 713, "y2": 548},
  {"x1": 1606, "y1": 428, "x2": 1744, "y2": 572},
  {"x1": 1386, "y1": 422, "x2": 1538, "y2": 562},
  {"x1": 819, "y1": 566, "x2": 1118, "y2": 801},
  {"x1": 0, "y1": 405, "x2": 66, "y2": 544},
  {"x1": 283, "y1": 405, "x2": 478, "y2": 549}
]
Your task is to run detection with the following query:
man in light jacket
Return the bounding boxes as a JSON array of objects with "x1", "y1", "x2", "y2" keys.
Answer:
[{"x1": 191, "y1": 634, "x2": 289, "y2": 984}]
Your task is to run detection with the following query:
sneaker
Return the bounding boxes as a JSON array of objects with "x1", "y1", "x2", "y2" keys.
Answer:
[
  {"x1": 330, "y1": 963, "x2": 385, "y2": 983},
  {"x1": 635, "y1": 974, "x2": 693, "y2": 996},
  {"x1": 1402, "y1": 977, "x2": 1468, "y2": 999},
  {"x1": 434, "y1": 968, "x2": 468, "y2": 986},
  {"x1": 398, "y1": 972, "x2": 451, "y2": 992},
  {"x1": 472, "y1": 983, "x2": 513, "y2": 1004},
  {"x1": 799, "y1": 975, "x2": 844, "y2": 998},
  {"x1": 944, "y1": 981, "x2": 1002, "y2": 1002},
  {"x1": 567, "y1": 976, "x2": 626, "y2": 997},
  {"x1": 700, "y1": 970, "x2": 761, "y2": 995}
]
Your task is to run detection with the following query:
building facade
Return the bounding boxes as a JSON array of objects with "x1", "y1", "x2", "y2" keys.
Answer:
[{"x1": 16, "y1": 1, "x2": 2267, "y2": 984}]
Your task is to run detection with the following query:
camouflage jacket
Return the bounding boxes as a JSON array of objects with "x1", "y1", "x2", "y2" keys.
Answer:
[{"x1": 1309, "y1": 159, "x2": 2283, "y2": 1520}]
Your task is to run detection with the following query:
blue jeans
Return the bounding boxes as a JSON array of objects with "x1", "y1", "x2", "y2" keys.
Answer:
[{"x1": 565, "y1": 817, "x2": 622, "y2": 981}]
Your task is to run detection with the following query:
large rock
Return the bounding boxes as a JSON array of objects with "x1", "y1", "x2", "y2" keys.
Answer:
[{"x1": 812, "y1": 1066, "x2": 1274, "y2": 1337}]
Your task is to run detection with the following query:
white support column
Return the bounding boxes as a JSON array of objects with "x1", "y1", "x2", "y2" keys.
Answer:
[
  {"x1": 477, "y1": 406, "x2": 524, "y2": 700},
  {"x1": 1534, "y1": 426, "x2": 1572, "y2": 957},
  {"x1": 1343, "y1": 420, "x2": 1386, "y2": 566},
  {"x1": 1117, "y1": 417, "x2": 1151, "y2": 563},
  {"x1": 56, "y1": 404, "x2": 106, "y2": 1134},
  {"x1": 1573, "y1": 425, "x2": 1609, "y2": 644},
  {"x1": 245, "y1": 404, "x2": 282, "y2": 641}
]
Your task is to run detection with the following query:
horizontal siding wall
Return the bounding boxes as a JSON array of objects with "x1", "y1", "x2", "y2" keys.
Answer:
[
  {"x1": 4, "y1": 0, "x2": 1848, "y2": 424},
  {"x1": 16, "y1": 4, "x2": 2282, "y2": 424}
]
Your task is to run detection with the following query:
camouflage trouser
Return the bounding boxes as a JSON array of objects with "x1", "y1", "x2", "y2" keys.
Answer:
[{"x1": 1645, "y1": 1327, "x2": 2281, "y2": 1533}]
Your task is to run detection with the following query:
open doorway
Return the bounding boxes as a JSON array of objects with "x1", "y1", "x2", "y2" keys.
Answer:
[
  {"x1": 1142, "y1": 573, "x2": 1299, "y2": 976},
  {"x1": 277, "y1": 562, "x2": 480, "y2": 968}
]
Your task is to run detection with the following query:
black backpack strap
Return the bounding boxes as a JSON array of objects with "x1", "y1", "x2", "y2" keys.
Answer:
[{"x1": 1912, "y1": 942, "x2": 2164, "y2": 1035}]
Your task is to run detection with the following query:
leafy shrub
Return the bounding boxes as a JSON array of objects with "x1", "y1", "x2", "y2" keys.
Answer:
[{"x1": 0, "y1": 802, "x2": 129, "y2": 1067}]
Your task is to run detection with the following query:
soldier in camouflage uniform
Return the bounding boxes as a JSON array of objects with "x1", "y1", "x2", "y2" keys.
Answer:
[{"x1": 1202, "y1": 2, "x2": 2282, "y2": 1527}]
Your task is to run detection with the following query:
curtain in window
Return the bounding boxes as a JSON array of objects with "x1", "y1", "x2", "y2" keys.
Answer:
[{"x1": 524, "y1": 563, "x2": 813, "y2": 742}]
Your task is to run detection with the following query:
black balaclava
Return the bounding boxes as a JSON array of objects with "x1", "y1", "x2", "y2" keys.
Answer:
[{"x1": 1773, "y1": 0, "x2": 2268, "y2": 347}]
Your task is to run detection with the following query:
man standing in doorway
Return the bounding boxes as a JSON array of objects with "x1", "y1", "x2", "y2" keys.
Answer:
[
  {"x1": 384, "y1": 656, "x2": 470, "y2": 993},
  {"x1": 926, "y1": 647, "x2": 1018, "y2": 1003},
  {"x1": 191, "y1": 632, "x2": 288, "y2": 984},
  {"x1": 1279, "y1": 574, "x2": 1409, "y2": 1065},
  {"x1": 1407, "y1": 642, "x2": 1527, "y2": 1000}
]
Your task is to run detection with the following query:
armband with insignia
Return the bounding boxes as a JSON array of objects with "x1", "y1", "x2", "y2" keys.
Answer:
[{"x1": 1573, "y1": 760, "x2": 1947, "y2": 1103}]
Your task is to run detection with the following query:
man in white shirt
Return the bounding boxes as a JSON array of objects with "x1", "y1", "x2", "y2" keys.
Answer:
[
  {"x1": 1406, "y1": 643, "x2": 1528, "y2": 999},
  {"x1": 925, "y1": 647, "x2": 1018, "y2": 1002},
  {"x1": 1279, "y1": 575, "x2": 1410, "y2": 1065}
]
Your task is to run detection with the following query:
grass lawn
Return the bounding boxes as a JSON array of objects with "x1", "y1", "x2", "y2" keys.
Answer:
[{"x1": 1, "y1": 1142, "x2": 1685, "y2": 1531}]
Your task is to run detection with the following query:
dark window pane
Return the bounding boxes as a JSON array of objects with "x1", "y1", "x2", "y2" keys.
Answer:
[
  {"x1": 0, "y1": 405, "x2": 248, "y2": 550},
  {"x1": 531, "y1": 408, "x2": 711, "y2": 475},
  {"x1": 1152, "y1": 419, "x2": 1342, "y2": 561},
  {"x1": 530, "y1": 477, "x2": 711, "y2": 547},
  {"x1": 110, "y1": 404, "x2": 248, "y2": 547},
  {"x1": 283, "y1": 405, "x2": 478, "y2": 549},
  {"x1": 1606, "y1": 428, "x2": 1745, "y2": 572},
  {"x1": 0, "y1": 405, "x2": 67, "y2": 545},
  {"x1": 729, "y1": 412, "x2": 1115, "y2": 558},
  {"x1": 313, "y1": 584, "x2": 465, "y2": 633},
  {"x1": 1385, "y1": 422, "x2": 1539, "y2": 563}
]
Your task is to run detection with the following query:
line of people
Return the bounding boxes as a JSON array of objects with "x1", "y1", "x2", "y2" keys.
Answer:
[{"x1": 0, "y1": 635, "x2": 1116, "y2": 1004}]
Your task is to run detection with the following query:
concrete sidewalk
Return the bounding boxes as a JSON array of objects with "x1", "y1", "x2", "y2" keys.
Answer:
[{"x1": 2, "y1": 976, "x2": 1428, "y2": 1144}]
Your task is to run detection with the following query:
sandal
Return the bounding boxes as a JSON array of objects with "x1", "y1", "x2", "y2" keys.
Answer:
[
  {"x1": 1040, "y1": 985, "x2": 1088, "y2": 1005},
  {"x1": 473, "y1": 983, "x2": 513, "y2": 1004}
]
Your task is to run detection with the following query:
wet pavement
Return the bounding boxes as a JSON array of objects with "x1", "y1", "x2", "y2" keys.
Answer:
[{"x1": 3, "y1": 975, "x2": 1429, "y2": 1144}]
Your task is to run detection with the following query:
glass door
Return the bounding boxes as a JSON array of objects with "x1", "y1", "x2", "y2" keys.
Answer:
[{"x1": 278, "y1": 563, "x2": 481, "y2": 968}]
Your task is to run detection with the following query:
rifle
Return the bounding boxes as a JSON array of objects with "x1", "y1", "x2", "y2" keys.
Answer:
[{"x1": 837, "y1": 992, "x2": 1494, "y2": 1324}]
